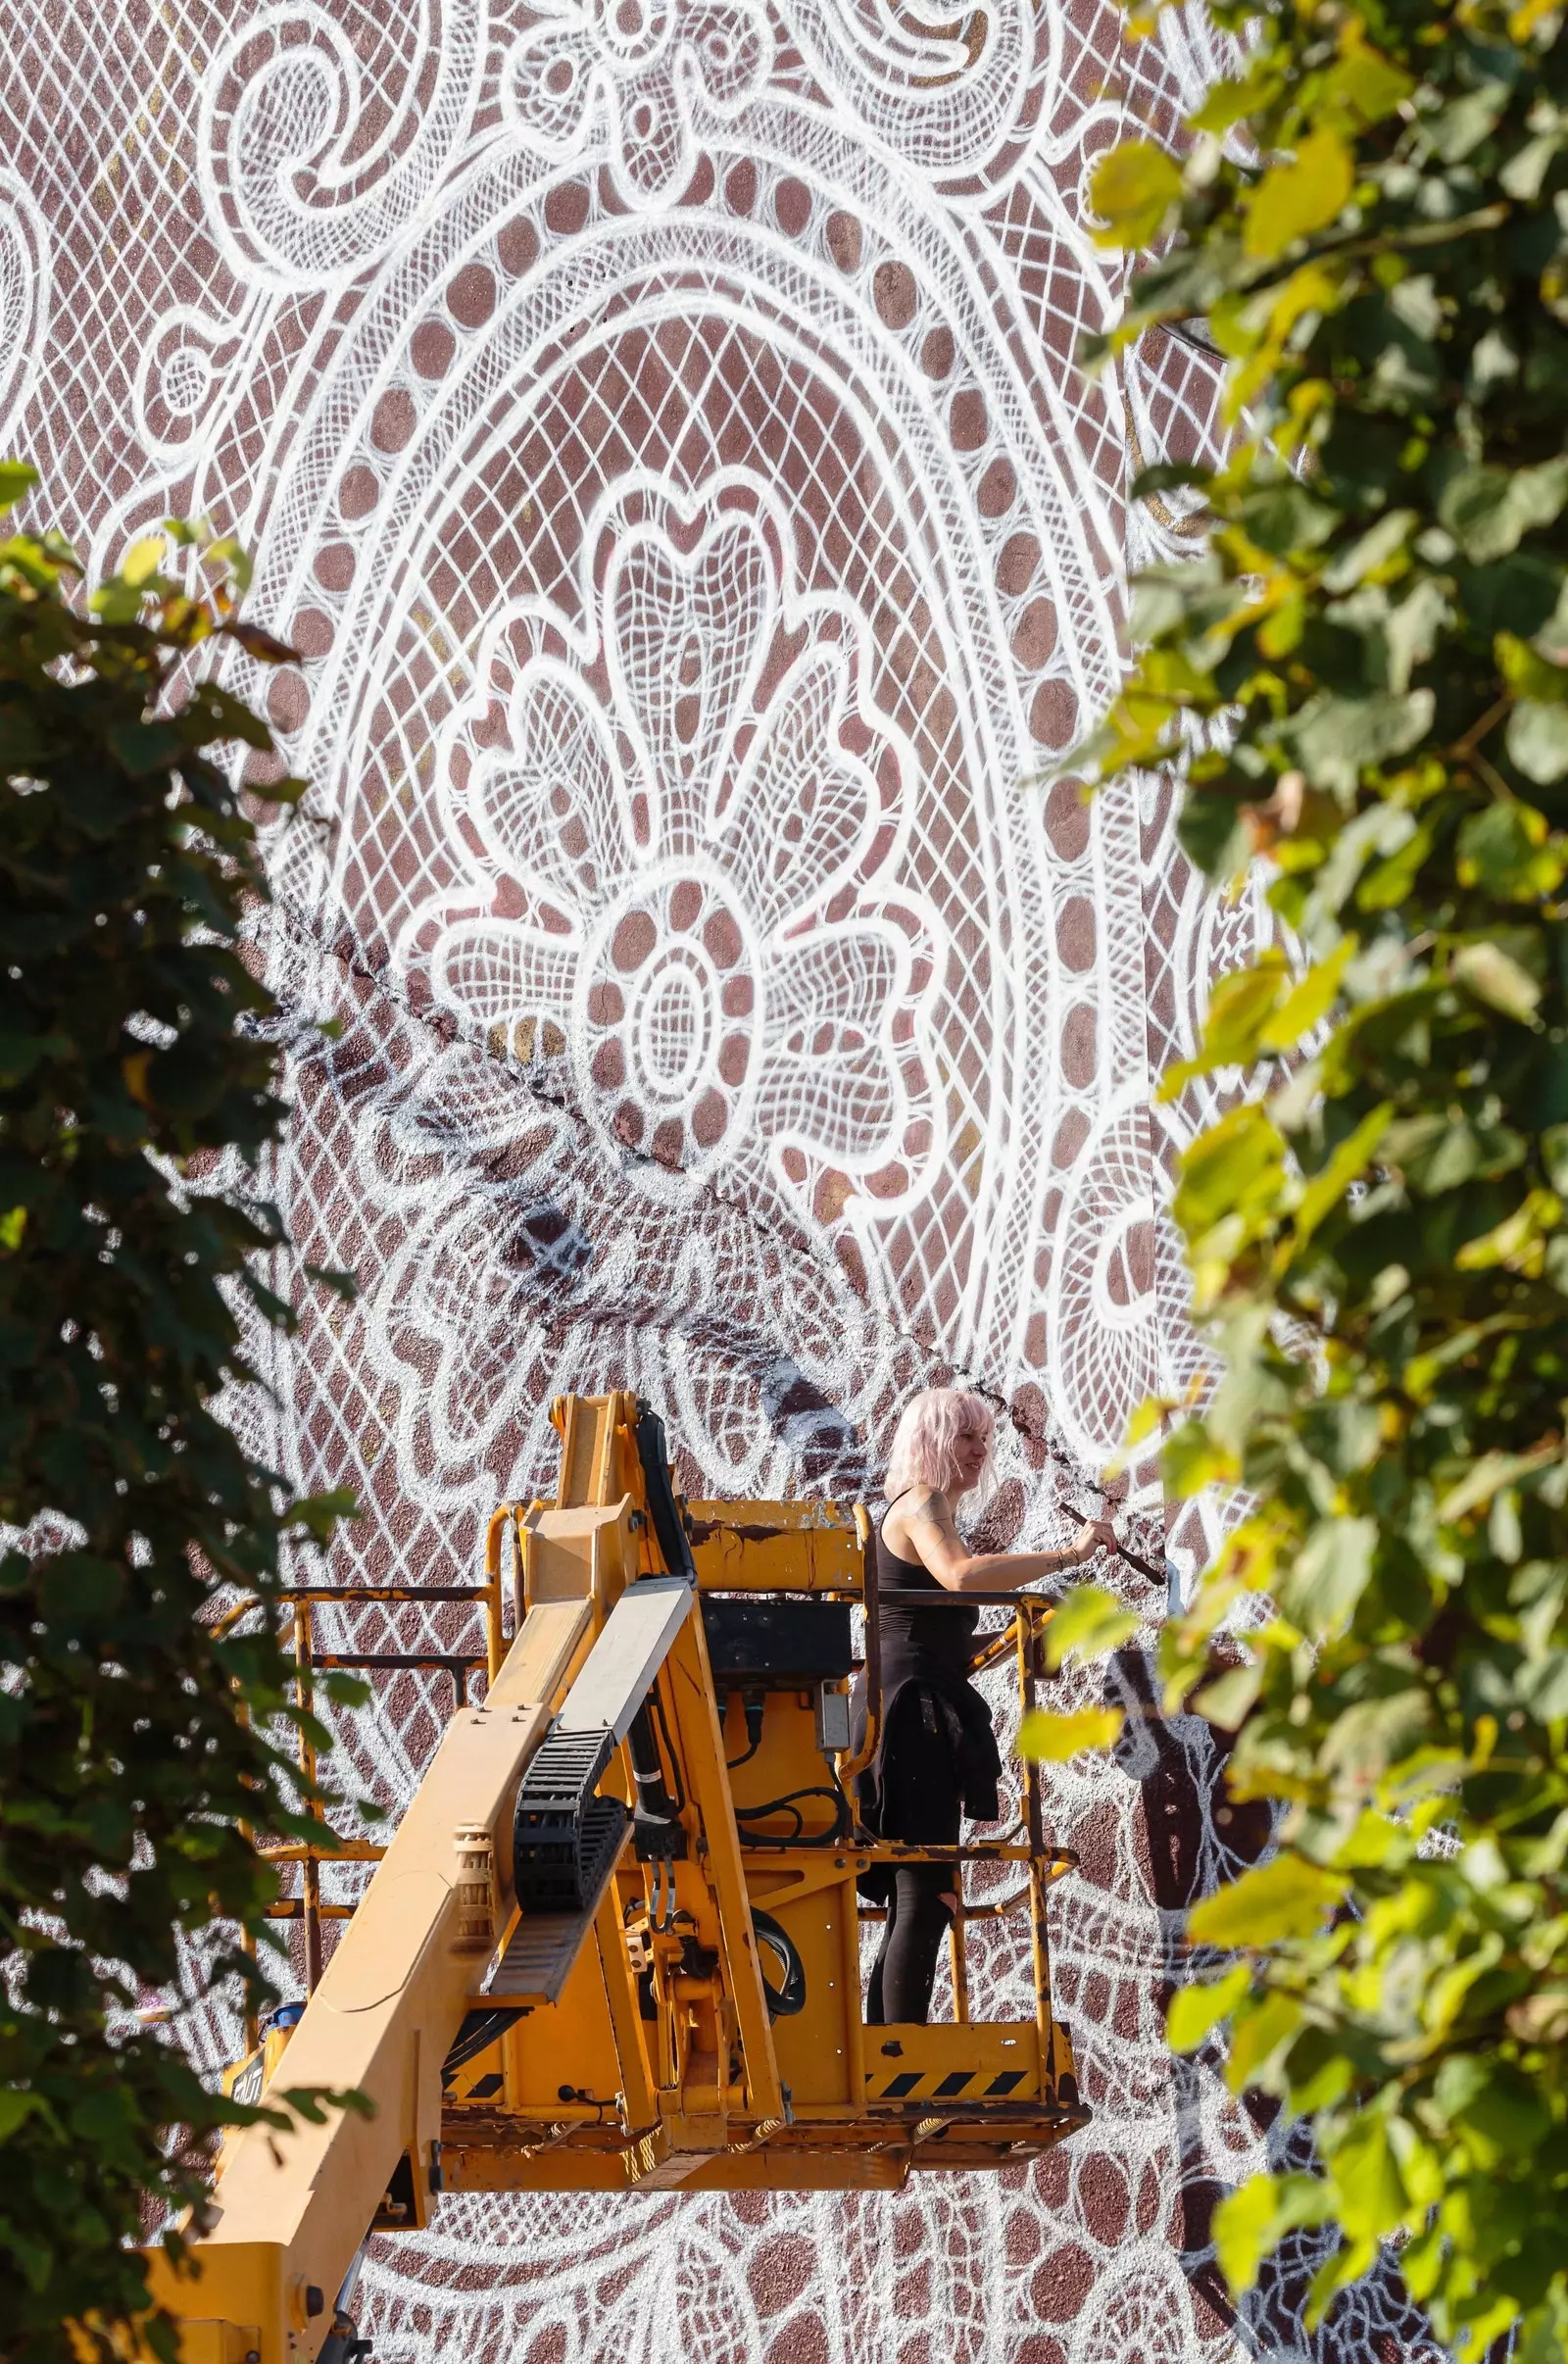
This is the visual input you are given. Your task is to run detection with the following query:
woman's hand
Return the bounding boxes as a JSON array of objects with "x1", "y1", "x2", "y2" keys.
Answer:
[{"x1": 1070, "y1": 1518, "x2": 1119, "y2": 1567}]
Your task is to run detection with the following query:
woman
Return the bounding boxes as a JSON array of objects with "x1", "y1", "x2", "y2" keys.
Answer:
[{"x1": 858, "y1": 1386, "x2": 1117, "y2": 2025}]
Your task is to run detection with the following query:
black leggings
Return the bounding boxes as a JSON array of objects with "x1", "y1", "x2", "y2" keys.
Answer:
[
  {"x1": 866, "y1": 1863, "x2": 954, "y2": 2024},
  {"x1": 865, "y1": 1685, "x2": 961, "y2": 2024}
]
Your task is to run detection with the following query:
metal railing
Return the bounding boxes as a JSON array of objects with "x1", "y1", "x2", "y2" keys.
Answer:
[{"x1": 227, "y1": 1536, "x2": 515, "y2": 2020}]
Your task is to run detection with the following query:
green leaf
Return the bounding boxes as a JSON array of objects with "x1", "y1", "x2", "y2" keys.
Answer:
[
  {"x1": 1457, "y1": 799, "x2": 1564, "y2": 897},
  {"x1": 1082, "y1": 0, "x2": 1568, "y2": 2331},
  {"x1": 0, "y1": 2090, "x2": 49, "y2": 2144},
  {"x1": 1435, "y1": 2056, "x2": 1551, "y2": 2162},
  {"x1": 1294, "y1": 1103, "x2": 1392, "y2": 1245},
  {"x1": 1430, "y1": 81, "x2": 1508, "y2": 160},
  {"x1": 1450, "y1": 939, "x2": 1544, "y2": 1020},
  {"x1": 1321, "y1": 42, "x2": 1413, "y2": 129},
  {"x1": 1514, "y1": 2287, "x2": 1568, "y2": 2364},
  {"x1": 1321, "y1": 510, "x2": 1417, "y2": 594},
  {"x1": 1461, "y1": 555, "x2": 1563, "y2": 637},
  {"x1": 1496, "y1": 630, "x2": 1568, "y2": 703},
  {"x1": 1440, "y1": 458, "x2": 1568, "y2": 565},
  {"x1": 1167, "y1": 1963, "x2": 1251, "y2": 2051},
  {"x1": 1240, "y1": 482, "x2": 1337, "y2": 557},
  {"x1": 1454, "y1": 1185, "x2": 1561, "y2": 1270},
  {"x1": 107, "y1": 719, "x2": 184, "y2": 778},
  {"x1": 1518, "y1": 1652, "x2": 1568, "y2": 1720},
  {"x1": 1243, "y1": 129, "x2": 1354, "y2": 260},
  {"x1": 1356, "y1": 818, "x2": 1434, "y2": 911},
  {"x1": 1278, "y1": 1515, "x2": 1376, "y2": 1635},
  {"x1": 1226, "y1": 1986, "x2": 1302, "y2": 2091},
  {"x1": 1320, "y1": 1689, "x2": 1432, "y2": 1782},
  {"x1": 1166, "y1": 955, "x2": 1290, "y2": 1083},
  {"x1": 0, "y1": 460, "x2": 39, "y2": 516},
  {"x1": 1439, "y1": 1444, "x2": 1560, "y2": 1523},
  {"x1": 1016, "y1": 1705, "x2": 1125, "y2": 1760},
  {"x1": 1188, "y1": 1853, "x2": 1349, "y2": 1947},
  {"x1": 1161, "y1": 1420, "x2": 1240, "y2": 1497},
  {"x1": 1213, "y1": 2172, "x2": 1330, "y2": 2294},
  {"x1": 1384, "y1": 577, "x2": 1450, "y2": 693},
  {"x1": 1291, "y1": 689, "x2": 1435, "y2": 797},
  {"x1": 1326, "y1": 2113, "x2": 1413, "y2": 2241},
  {"x1": 1171, "y1": 1104, "x2": 1288, "y2": 1232},
  {"x1": 120, "y1": 532, "x2": 169, "y2": 588},
  {"x1": 1190, "y1": 58, "x2": 1276, "y2": 136},
  {"x1": 206, "y1": 532, "x2": 255, "y2": 596},
  {"x1": 1507, "y1": 702, "x2": 1568, "y2": 785},
  {"x1": 1043, "y1": 1583, "x2": 1141, "y2": 1670},
  {"x1": 0, "y1": 479, "x2": 366, "y2": 2326},
  {"x1": 1191, "y1": 1656, "x2": 1263, "y2": 1729},
  {"x1": 0, "y1": 1032, "x2": 71, "y2": 1085},
  {"x1": 1089, "y1": 140, "x2": 1184, "y2": 250},
  {"x1": 1500, "y1": 130, "x2": 1565, "y2": 201}
]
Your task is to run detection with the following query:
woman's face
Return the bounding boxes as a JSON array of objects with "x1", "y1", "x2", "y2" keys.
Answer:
[{"x1": 951, "y1": 1420, "x2": 992, "y2": 1495}]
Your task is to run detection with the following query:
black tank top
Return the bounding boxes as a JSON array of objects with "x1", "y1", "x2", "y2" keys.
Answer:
[{"x1": 874, "y1": 1492, "x2": 978, "y2": 1690}]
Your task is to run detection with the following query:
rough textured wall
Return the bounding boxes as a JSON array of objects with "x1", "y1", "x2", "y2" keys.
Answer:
[{"x1": 11, "y1": 4, "x2": 1439, "y2": 2357}]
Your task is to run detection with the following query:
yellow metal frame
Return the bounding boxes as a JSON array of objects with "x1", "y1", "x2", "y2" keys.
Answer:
[{"x1": 144, "y1": 1392, "x2": 1089, "y2": 2361}]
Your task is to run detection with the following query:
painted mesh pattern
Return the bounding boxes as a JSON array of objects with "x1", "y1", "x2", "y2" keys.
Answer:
[{"x1": 6, "y1": 5, "x2": 1439, "y2": 2358}]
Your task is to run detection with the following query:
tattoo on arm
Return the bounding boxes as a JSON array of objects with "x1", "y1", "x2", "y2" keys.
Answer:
[
  {"x1": 900, "y1": 1488, "x2": 968, "y2": 1579},
  {"x1": 906, "y1": 1487, "x2": 957, "y2": 1535}
]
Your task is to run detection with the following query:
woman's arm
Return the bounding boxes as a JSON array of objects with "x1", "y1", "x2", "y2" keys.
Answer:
[{"x1": 888, "y1": 1489, "x2": 1119, "y2": 1595}]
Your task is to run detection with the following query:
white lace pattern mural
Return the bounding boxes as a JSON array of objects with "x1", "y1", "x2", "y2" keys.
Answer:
[{"x1": 10, "y1": 4, "x2": 1439, "y2": 2359}]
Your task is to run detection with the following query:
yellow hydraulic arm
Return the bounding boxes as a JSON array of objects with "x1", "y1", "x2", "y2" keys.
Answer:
[{"x1": 141, "y1": 1598, "x2": 594, "y2": 2364}]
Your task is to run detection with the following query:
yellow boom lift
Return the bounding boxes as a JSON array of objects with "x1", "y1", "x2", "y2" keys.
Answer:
[{"x1": 144, "y1": 1393, "x2": 1088, "y2": 2364}]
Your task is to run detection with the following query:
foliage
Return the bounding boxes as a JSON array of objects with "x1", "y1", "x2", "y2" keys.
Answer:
[
  {"x1": 1067, "y1": 0, "x2": 1568, "y2": 2351},
  {"x1": 0, "y1": 469, "x2": 359, "y2": 2362},
  {"x1": 1015, "y1": 1701, "x2": 1127, "y2": 1758}
]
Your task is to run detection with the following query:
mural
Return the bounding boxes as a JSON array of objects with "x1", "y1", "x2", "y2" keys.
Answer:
[{"x1": 7, "y1": 2, "x2": 1439, "y2": 2356}]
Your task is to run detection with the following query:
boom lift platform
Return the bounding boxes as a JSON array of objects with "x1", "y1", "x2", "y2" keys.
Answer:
[{"x1": 145, "y1": 1393, "x2": 1088, "y2": 2364}]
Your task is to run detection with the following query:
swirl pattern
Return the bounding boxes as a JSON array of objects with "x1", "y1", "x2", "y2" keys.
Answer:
[
  {"x1": 0, "y1": 170, "x2": 48, "y2": 452},
  {"x1": 197, "y1": 1, "x2": 483, "y2": 286}
]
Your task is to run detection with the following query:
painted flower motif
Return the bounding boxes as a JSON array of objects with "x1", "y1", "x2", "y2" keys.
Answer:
[
  {"x1": 502, "y1": 0, "x2": 771, "y2": 209},
  {"x1": 416, "y1": 485, "x2": 939, "y2": 1208}
]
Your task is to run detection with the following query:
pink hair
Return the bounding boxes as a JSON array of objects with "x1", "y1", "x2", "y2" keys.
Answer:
[{"x1": 883, "y1": 1387, "x2": 997, "y2": 1506}]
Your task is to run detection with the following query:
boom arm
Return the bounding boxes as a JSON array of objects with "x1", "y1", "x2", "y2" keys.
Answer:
[{"x1": 142, "y1": 1598, "x2": 595, "y2": 2364}]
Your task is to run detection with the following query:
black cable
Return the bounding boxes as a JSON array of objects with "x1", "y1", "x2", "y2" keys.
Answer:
[
  {"x1": 627, "y1": 1703, "x2": 678, "y2": 1819},
  {"x1": 441, "y1": 2006, "x2": 524, "y2": 2080},
  {"x1": 726, "y1": 1690, "x2": 765, "y2": 1770},
  {"x1": 733, "y1": 1780, "x2": 853, "y2": 1847},
  {"x1": 633, "y1": 1402, "x2": 696, "y2": 1579},
  {"x1": 647, "y1": 1681, "x2": 688, "y2": 1817}
]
